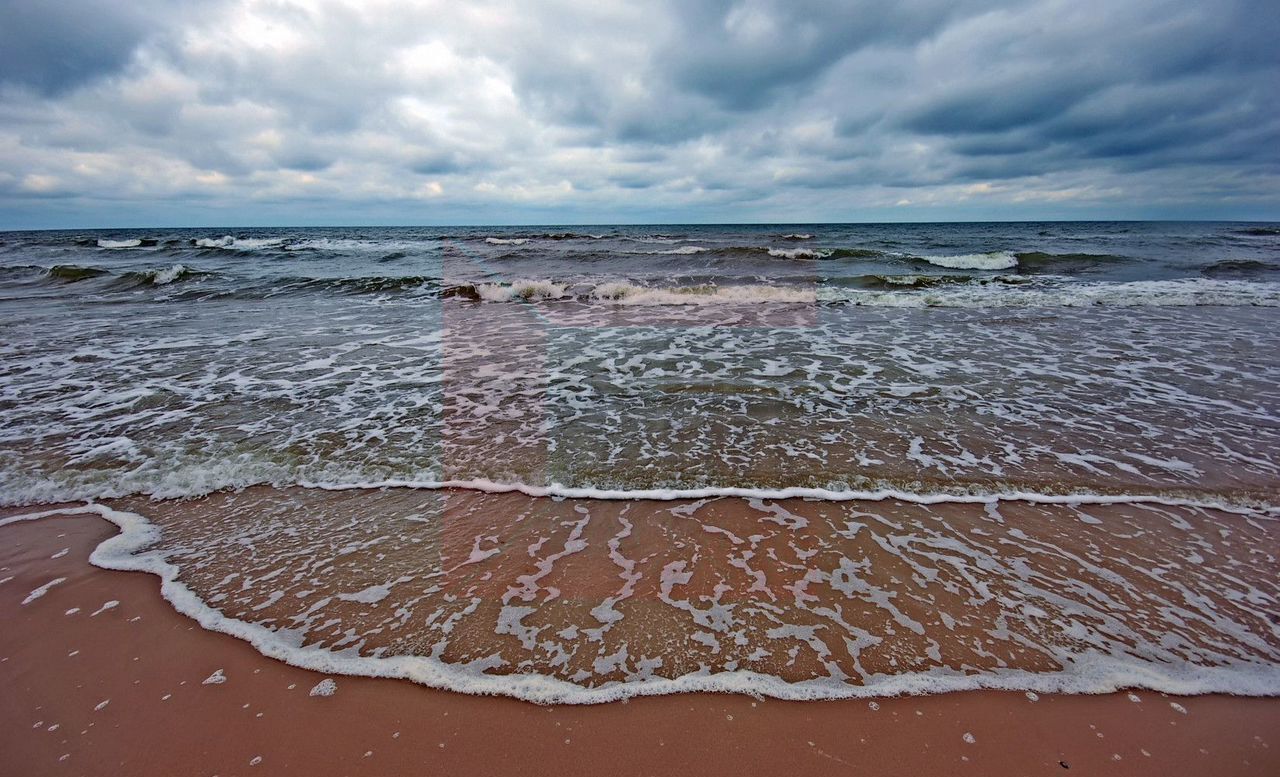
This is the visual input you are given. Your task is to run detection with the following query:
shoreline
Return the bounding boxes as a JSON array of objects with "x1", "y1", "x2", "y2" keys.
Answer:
[
  {"x1": 3, "y1": 510, "x2": 1277, "y2": 776},
  {"x1": 5, "y1": 495, "x2": 1278, "y2": 703}
]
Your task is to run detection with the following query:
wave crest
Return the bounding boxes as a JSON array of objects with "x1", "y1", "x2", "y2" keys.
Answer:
[
  {"x1": 915, "y1": 251, "x2": 1019, "y2": 270},
  {"x1": 46, "y1": 264, "x2": 110, "y2": 282},
  {"x1": 474, "y1": 279, "x2": 569, "y2": 301}
]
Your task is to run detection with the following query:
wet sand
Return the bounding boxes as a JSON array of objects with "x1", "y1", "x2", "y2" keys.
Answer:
[
  {"x1": 63, "y1": 487, "x2": 1280, "y2": 698},
  {"x1": 2, "y1": 511, "x2": 1277, "y2": 776}
]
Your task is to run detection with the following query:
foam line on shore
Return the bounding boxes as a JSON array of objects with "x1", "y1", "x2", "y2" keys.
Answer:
[{"x1": 299, "y1": 477, "x2": 1279, "y2": 517}]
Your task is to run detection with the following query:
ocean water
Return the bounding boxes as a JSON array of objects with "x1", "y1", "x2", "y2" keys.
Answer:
[{"x1": 2, "y1": 222, "x2": 1279, "y2": 702}]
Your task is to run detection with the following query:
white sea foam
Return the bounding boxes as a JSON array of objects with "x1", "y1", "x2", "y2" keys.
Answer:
[
  {"x1": 588, "y1": 283, "x2": 816, "y2": 305},
  {"x1": 654, "y1": 246, "x2": 709, "y2": 255},
  {"x1": 917, "y1": 251, "x2": 1019, "y2": 270},
  {"x1": 452, "y1": 278, "x2": 1280, "y2": 307},
  {"x1": 484, "y1": 237, "x2": 530, "y2": 246},
  {"x1": 4, "y1": 503, "x2": 1278, "y2": 705},
  {"x1": 195, "y1": 236, "x2": 235, "y2": 248},
  {"x1": 767, "y1": 248, "x2": 833, "y2": 259},
  {"x1": 474, "y1": 279, "x2": 568, "y2": 302},
  {"x1": 194, "y1": 236, "x2": 285, "y2": 249},
  {"x1": 90, "y1": 600, "x2": 119, "y2": 617},
  {"x1": 840, "y1": 278, "x2": 1280, "y2": 307},
  {"x1": 284, "y1": 237, "x2": 436, "y2": 253},
  {"x1": 203, "y1": 668, "x2": 227, "y2": 684},
  {"x1": 150, "y1": 264, "x2": 187, "y2": 285},
  {"x1": 233, "y1": 238, "x2": 288, "y2": 249},
  {"x1": 781, "y1": 234, "x2": 813, "y2": 240},
  {"x1": 338, "y1": 584, "x2": 391, "y2": 604},
  {"x1": 310, "y1": 678, "x2": 338, "y2": 696},
  {"x1": 97, "y1": 239, "x2": 142, "y2": 249},
  {"x1": 621, "y1": 235, "x2": 678, "y2": 244},
  {"x1": 1, "y1": 459, "x2": 1276, "y2": 515},
  {"x1": 22, "y1": 577, "x2": 67, "y2": 605},
  {"x1": 2, "y1": 296, "x2": 1277, "y2": 512},
  {"x1": 298, "y1": 478, "x2": 1276, "y2": 516}
]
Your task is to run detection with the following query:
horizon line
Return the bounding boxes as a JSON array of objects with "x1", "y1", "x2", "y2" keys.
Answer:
[{"x1": 3, "y1": 217, "x2": 1278, "y2": 233}]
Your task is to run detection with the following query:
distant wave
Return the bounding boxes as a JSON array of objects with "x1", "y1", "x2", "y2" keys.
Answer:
[
  {"x1": 1013, "y1": 252, "x2": 1129, "y2": 273},
  {"x1": 1201, "y1": 259, "x2": 1279, "y2": 278},
  {"x1": 278, "y1": 275, "x2": 441, "y2": 295},
  {"x1": 195, "y1": 235, "x2": 288, "y2": 250},
  {"x1": 46, "y1": 264, "x2": 111, "y2": 282},
  {"x1": 686, "y1": 246, "x2": 883, "y2": 260},
  {"x1": 588, "y1": 282, "x2": 816, "y2": 305},
  {"x1": 39, "y1": 263, "x2": 209, "y2": 288},
  {"x1": 854, "y1": 273, "x2": 1025, "y2": 290},
  {"x1": 620, "y1": 235, "x2": 678, "y2": 245},
  {"x1": 652, "y1": 246, "x2": 709, "y2": 255}
]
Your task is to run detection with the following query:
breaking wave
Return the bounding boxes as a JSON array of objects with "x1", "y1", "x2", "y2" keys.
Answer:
[
  {"x1": 767, "y1": 247, "x2": 832, "y2": 259},
  {"x1": 97, "y1": 238, "x2": 155, "y2": 249},
  {"x1": 914, "y1": 251, "x2": 1019, "y2": 270},
  {"x1": 653, "y1": 246, "x2": 710, "y2": 255},
  {"x1": 35, "y1": 264, "x2": 208, "y2": 287},
  {"x1": 473, "y1": 279, "x2": 569, "y2": 301},
  {"x1": 451, "y1": 278, "x2": 1280, "y2": 307}
]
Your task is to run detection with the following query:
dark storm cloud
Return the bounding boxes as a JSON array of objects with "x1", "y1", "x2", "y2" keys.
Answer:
[
  {"x1": 0, "y1": 0, "x2": 224, "y2": 95},
  {"x1": 0, "y1": 0, "x2": 1277, "y2": 226},
  {"x1": 660, "y1": 0, "x2": 997, "y2": 110},
  {"x1": 902, "y1": 79, "x2": 1103, "y2": 136},
  {"x1": 0, "y1": 0, "x2": 152, "y2": 94}
]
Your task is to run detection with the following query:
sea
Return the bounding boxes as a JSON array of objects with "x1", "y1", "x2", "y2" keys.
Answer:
[{"x1": 1, "y1": 221, "x2": 1278, "y2": 703}]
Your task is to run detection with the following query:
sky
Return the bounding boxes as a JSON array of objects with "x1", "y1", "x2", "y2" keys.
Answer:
[{"x1": 0, "y1": 0, "x2": 1277, "y2": 228}]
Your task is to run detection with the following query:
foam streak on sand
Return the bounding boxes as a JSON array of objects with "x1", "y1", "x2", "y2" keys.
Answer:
[{"x1": 22, "y1": 576, "x2": 67, "y2": 605}]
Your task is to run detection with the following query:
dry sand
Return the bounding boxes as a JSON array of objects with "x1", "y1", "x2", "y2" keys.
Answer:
[{"x1": 2, "y1": 511, "x2": 1277, "y2": 776}]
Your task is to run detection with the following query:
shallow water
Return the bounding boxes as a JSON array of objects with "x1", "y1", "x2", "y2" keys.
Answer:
[
  {"x1": 1, "y1": 222, "x2": 1278, "y2": 702},
  {"x1": 73, "y1": 488, "x2": 1272, "y2": 703}
]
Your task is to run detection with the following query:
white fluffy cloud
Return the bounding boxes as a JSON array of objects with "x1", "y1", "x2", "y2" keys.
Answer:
[{"x1": 0, "y1": 0, "x2": 1276, "y2": 226}]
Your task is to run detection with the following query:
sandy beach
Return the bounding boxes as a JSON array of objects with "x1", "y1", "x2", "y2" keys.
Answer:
[{"x1": 3, "y1": 509, "x2": 1276, "y2": 776}]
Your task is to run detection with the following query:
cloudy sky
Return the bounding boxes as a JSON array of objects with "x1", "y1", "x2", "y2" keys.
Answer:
[{"x1": 1, "y1": 0, "x2": 1277, "y2": 228}]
